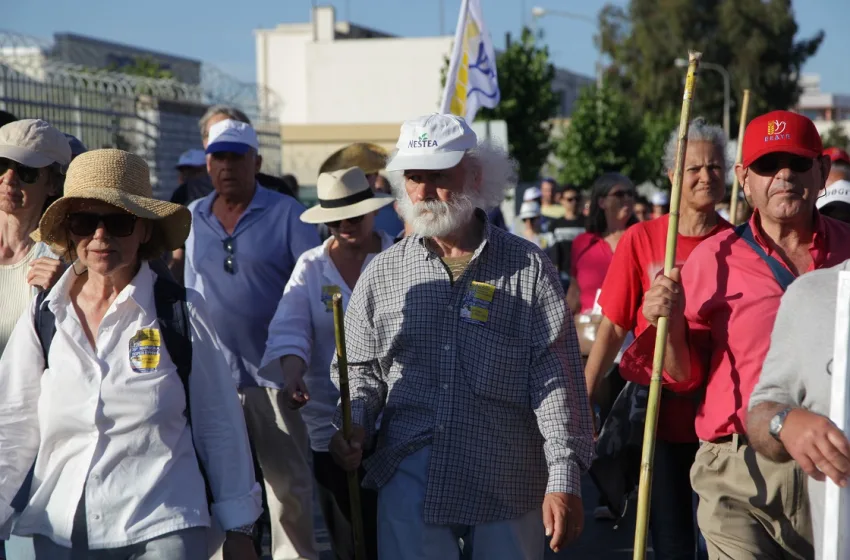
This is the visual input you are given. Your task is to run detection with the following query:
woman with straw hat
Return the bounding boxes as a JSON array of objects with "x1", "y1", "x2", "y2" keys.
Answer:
[
  {"x1": 0, "y1": 149, "x2": 261, "y2": 559},
  {"x1": 262, "y1": 166, "x2": 394, "y2": 560}
]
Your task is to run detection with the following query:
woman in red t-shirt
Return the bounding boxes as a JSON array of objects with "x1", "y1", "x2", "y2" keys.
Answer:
[
  {"x1": 586, "y1": 119, "x2": 731, "y2": 560},
  {"x1": 567, "y1": 173, "x2": 637, "y2": 315}
]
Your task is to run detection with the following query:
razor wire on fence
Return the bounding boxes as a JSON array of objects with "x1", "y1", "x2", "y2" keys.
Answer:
[{"x1": 0, "y1": 30, "x2": 282, "y2": 199}]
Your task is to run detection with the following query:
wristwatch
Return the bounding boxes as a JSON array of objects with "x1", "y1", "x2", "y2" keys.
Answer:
[
  {"x1": 769, "y1": 407, "x2": 794, "y2": 441},
  {"x1": 227, "y1": 523, "x2": 255, "y2": 537}
]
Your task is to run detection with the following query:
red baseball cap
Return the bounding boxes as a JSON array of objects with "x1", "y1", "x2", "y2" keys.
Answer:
[
  {"x1": 741, "y1": 110, "x2": 822, "y2": 168},
  {"x1": 824, "y1": 147, "x2": 850, "y2": 165}
]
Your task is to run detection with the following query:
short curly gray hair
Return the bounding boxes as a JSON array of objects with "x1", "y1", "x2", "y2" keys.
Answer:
[{"x1": 662, "y1": 118, "x2": 728, "y2": 173}]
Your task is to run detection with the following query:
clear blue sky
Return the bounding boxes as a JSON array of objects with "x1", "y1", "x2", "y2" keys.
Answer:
[{"x1": 7, "y1": 0, "x2": 850, "y2": 93}]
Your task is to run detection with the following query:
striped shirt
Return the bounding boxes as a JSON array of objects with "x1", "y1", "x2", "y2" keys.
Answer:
[{"x1": 332, "y1": 210, "x2": 594, "y2": 525}]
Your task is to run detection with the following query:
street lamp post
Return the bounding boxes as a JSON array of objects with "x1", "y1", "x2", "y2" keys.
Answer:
[
  {"x1": 675, "y1": 57, "x2": 730, "y2": 139},
  {"x1": 531, "y1": 6, "x2": 602, "y2": 88}
]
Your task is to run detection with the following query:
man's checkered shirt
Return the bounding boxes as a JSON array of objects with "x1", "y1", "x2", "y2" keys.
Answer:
[{"x1": 332, "y1": 214, "x2": 594, "y2": 525}]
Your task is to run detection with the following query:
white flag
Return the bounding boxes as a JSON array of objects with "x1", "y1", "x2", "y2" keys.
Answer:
[{"x1": 439, "y1": 0, "x2": 500, "y2": 122}]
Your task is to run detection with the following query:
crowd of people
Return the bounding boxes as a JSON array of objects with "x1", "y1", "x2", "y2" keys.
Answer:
[{"x1": 0, "y1": 101, "x2": 848, "y2": 560}]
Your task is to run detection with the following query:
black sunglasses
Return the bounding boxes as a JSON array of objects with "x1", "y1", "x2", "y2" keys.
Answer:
[
  {"x1": 608, "y1": 190, "x2": 636, "y2": 200},
  {"x1": 326, "y1": 215, "x2": 366, "y2": 229},
  {"x1": 223, "y1": 237, "x2": 236, "y2": 274},
  {"x1": 67, "y1": 212, "x2": 137, "y2": 237},
  {"x1": 0, "y1": 158, "x2": 42, "y2": 184},
  {"x1": 750, "y1": 153, "x2": 814, "y2": 175}
]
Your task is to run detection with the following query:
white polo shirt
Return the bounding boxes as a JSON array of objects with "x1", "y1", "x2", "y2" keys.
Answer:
[
  {"x1": 0, "y1": 262, "x2": 261, "y2": 548},
  {"x1": 262, "y1": 231, "x2": 393, "y2": 452}
]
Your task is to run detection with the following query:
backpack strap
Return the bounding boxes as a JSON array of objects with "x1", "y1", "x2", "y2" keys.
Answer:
[
  {"x1": 734, "y1": 223, "x2": 797, "y2": 291},
  {"x1": 152, "y1": 273, "x2": 213, "y2": 509}
]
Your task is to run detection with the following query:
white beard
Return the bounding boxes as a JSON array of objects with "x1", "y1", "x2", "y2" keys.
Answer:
[{"x1": 396, "y1": 191, "x2": 476, "y2": 238}]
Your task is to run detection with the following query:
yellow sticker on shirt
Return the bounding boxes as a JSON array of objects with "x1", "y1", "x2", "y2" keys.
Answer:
[
  {"x1": 460, "y1": 281, "x2": 496, "y2": 325},
  {"x1": 129, "y1": 328, "x2": 161, "y2": 373},
  {"x1": 321, "y1": 285, "x2": 342, "y2": 313}
]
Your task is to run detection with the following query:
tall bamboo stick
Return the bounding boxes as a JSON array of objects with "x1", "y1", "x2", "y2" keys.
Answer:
[
  {"x1": 729, "y1": 89, "x2": 751, "y2": 225},
  {"x1": 332, "y1": 293, "x2": 368, "y2": 560},
  {"x1": 632, "y1": 51, "x2": 702, "y2": 560}
]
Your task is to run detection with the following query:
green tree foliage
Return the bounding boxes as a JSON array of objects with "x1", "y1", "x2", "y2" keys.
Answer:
[
  {"x1": 554, "y1": 81, "x2": 675, "y2": 188},
  {"x1": 822, "y1": 123, "x2": 850, "y2": 152},
  {"x1": 108, "y1": 56, "x2": 174, "y2": 80},
  {"x1": 598, "y1": 0, "x2": 823, "y2": 137},
  {"x1": 441, "y1": 28, "x2": 560, "y2": 182}
]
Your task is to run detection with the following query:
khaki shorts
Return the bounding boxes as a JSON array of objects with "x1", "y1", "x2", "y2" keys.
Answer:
[{"x1": 691, "y1": 436, "x2": 813, "y2": 560}]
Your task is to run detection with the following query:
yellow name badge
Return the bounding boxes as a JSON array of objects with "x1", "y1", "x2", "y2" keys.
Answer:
[
  {"x1": 321, "y1": 285, "x2": 342, "y2": 313},
  {"x1": 129, "y1": 328, "x2": 161, "y2": 373},
  {"x1": 460, "y1": 281, "x2": 496, "y2": 325}
]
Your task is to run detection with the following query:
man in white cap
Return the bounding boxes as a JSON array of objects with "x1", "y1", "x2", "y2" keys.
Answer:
[
  {"x1": 328, "y1": 113, "x2": 593, "y2": 559},
  {"x1": 183, "y1": 119, "x2": 320, "y2": 560}
]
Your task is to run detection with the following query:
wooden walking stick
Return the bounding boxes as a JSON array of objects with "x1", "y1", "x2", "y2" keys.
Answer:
[
  {"x1": 729, "y1": 89, "x2": 751, "y2": 225},
  {"x1": 632, "y1": 51, "x2": 702, "y2": 560},
  {"x1": 332, "y1": 293, "x2": 368, "y2": 560}
]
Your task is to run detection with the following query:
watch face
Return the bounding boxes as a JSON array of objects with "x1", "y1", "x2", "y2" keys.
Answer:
[{"x1": 770, "y1": 414, "x2": 783, "y2": 436}]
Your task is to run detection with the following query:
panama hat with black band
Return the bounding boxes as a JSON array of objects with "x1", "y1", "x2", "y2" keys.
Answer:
[{"x1": 300, "y1": 166, "x2": 393, "y2": 225}]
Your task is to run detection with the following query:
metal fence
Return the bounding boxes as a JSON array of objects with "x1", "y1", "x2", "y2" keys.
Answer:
[{"x1": 0, "y1": 30, "x2": 282, "y2": 200}]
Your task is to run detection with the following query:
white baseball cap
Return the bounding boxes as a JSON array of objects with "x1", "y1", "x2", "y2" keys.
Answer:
[
  {"x1": 523, "y1": 186, "x2": 542, "y2": 201},
  {"x1": 518, "y1": 201, "x2": 542, "y2": 220},
  {"x1": 205, "y1": 119, "x2": 259, "y2": 155},
  {"x1": 651, "y1": 191, "x2": 670, "y2": 206},
  {"x1": 176, "y1": 149, "x2": 207, "y2": 168},
  {"x1": 817, "y1": 180, "x2": 850, "y2": 209},
  {"x1": 0, "y1": 119, "x2": 71, "y2": 168},
  {"x1": 385, "y1": 113, "x2": 477, "y2": 172}
]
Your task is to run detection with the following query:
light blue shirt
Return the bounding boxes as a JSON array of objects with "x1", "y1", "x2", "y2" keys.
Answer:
[{"x1": 185, "y1": 184, "x2": 320, "y2": 389}]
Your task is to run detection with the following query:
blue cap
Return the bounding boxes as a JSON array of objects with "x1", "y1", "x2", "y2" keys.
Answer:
[{"x1": 64, "y1": 133, "x2": 88, "y2": 158}]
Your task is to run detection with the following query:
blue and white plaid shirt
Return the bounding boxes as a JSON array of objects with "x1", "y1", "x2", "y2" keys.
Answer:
[{"x1": 332, "y1": 211, "x2": 594, "y2": 525}]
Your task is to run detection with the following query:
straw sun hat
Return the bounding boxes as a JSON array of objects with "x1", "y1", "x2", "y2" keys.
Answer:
[
  {"x1": 319, "y1": 143, "x2": 389, "y2": 175},
  {"x1": 300, "y1": 166, "x2": 393, "y2": 225},
  {"x1": 37, "y1": 149, "x2": 191, "y2": 253}
]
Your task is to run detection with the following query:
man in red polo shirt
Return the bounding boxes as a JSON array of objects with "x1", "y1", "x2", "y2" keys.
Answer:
[{"x1": 621, "y1": 110, "x2": 850, "y2": 559}]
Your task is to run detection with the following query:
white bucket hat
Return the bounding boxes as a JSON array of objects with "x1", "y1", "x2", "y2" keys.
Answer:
[
  {"x1": 817, "y1": 179, "x2": 850, "y2": 209},
  {"x1": 385, "y1": 113, "x2": 477, "y2": 172},
  {"x1": 300, "y1": 167, "x2": 394, "y2": 224},
  {"x1": 518, "y1": 201, "x2": 542, "y2": 220}
]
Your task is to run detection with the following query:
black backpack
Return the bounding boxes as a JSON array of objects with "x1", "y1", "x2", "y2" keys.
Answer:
[{"x1": 11, "y1": 263, "x2": 211, "y2": 512}]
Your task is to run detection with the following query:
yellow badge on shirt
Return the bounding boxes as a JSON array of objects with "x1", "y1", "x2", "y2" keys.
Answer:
[
  {"x1": 321, "y1": 285, "x2": 342, "y2": 313},
  {"x1": 460, "y1": 281, "x2": 496, "y2": 325},
  {"x1": 129, "y1": 328, "x2": 161, "y2": 373}
]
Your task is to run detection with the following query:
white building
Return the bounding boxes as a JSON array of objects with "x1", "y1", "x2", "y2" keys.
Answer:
[
  {"x1": 255, "y1": 5, "x2": 592, "y2": 189},
  {"x1": 796, "y1": 74, "x2": 850, "y2": 138}
]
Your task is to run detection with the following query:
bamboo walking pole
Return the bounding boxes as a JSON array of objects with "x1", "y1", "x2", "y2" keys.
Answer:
[
  {"x1": 632, "y1": 51, "x2": 702, "y2": 560},
  {"x1": 332, "y1": 293, "x2": 368, "y2": 560},
  {"x1": 729, "y1": 89, "x2": 751, "y2": 225}
]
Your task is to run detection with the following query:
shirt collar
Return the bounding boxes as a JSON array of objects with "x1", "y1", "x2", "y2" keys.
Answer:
[
  {"x1": 414, "y1": 208, "x2": 492, "y2": 261},
  {"x1": 749, "y1": 207, "x2": 828, "y2": 258},
  {"x1": 199, "y1": 181, "x2": 270, "y2": 218},
  {"x1": 47, "y1": 261, "x2": 154, "y2": 317},
  {"x1": 321, "y1": 230, "x2": 395, "y2": 279}
]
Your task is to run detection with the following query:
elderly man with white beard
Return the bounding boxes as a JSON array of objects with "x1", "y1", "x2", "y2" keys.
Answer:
[{"x1": 327, "y1": 113, "x2": 594, "y2": 560}]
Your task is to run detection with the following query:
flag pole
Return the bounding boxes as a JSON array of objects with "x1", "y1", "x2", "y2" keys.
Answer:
[
  {"x1": 632, "y1": 51, "x2": 702, "y2": 560},
  {"x1": 332, "y1": 293, "x2": 367, "y2": 560},
  {"x1": 729, "y1": 89, "x2": 751, "y2": 225}
]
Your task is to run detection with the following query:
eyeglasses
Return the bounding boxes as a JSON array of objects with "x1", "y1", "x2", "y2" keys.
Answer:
[
  {"x1": 0, "y1": 158, "x2": 42, "y2": 184},
  {"x1": 67, "y1": 212, "x2": 137, "y2": 237},
  {"x1": 326, "y1": 215, "x2": 366, "y2": 229},
  {"x1": 750, "y1": 153, "x2": 814, "y2": 175},
  {"x1": 608, "y1": 190, "x2": 636, "y2": 200},
  {"x1": 223, "y1": 237, "x2": 236, "y2": 274}
]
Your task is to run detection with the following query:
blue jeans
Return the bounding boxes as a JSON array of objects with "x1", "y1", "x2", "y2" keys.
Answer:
[{"x1": 649, "y1": 440, "x2": 702, "y2": 560}]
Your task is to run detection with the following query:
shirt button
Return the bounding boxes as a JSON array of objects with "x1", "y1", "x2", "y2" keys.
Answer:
[
  {"x1": 437, "y1": 424, "x2": 445, "y2": 432},
  {"x1": 443, "y1": 344, "x2": 451, "y2": 351},
  {"x1": 441, "y1": 383, "x2": 448, "y2": 390},
  {"x1": 91, "y1": 473, "x2": 99, "y2": 481},
  {"x1": 92, "y1": 513, "x2": 101, "y2": 521},
  {"x1": 447, "y1": 305, "x2": 454, "y2": 312}
]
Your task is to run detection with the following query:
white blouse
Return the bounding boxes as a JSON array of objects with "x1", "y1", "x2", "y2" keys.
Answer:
[
  {"x1": 262, "y1": 232, "x2": 394, "y2": 452},
  {"x1": 0, "y1": 262, "x2": 262, "y2": 548}
]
